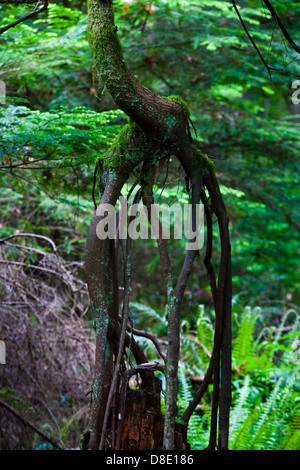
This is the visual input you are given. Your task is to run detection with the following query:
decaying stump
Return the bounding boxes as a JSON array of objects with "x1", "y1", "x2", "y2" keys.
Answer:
[{"x1": 118, "y1": 377, "x2": 188, "y2": 451}]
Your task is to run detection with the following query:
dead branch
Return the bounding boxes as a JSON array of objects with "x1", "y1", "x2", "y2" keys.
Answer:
[
  {"x1": 0, "y1": 399, "x2": 63, "y2": 450},
  {"x1": 125, "y1": 322, "x2": 167, "y2": 364}
]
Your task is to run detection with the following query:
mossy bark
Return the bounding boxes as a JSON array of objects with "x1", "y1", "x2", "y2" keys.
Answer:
[{"x1": 85, "y1": 0, "x2": 232, "y2": 451}]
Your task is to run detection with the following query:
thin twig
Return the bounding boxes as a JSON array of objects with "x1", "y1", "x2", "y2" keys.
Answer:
[
  {"x1": 0, "y1": 259, "x2": 62, "y2": 277},
  {"x1": 98, "y1": 190, "x2": 140, "y2": 450},
  {"x1": 0, "y1": 4, "x2": 47, "y2": 35},
  {"x1": 185, "y1": 335, "x2": 212, "y2": 359},
  {"x1": 232, "y1": 0, "x2": 273, "y2": 82},
  {"x1": 201, "y1": 189, "x2": 217, "y2": 309},
  {"x1": 124, "y1": 321, "x2": 167, "y2": 363},
  {"x1": 0, "y1": 233, "x2": 58, "y2": 254},
  {"x1": 262, "y1": 0, "x2": 300, "y2": 54}
]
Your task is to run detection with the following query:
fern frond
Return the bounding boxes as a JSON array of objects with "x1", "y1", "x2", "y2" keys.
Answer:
[
  {"x1": 229, "y1": 375, "x2": 251, "y2": 445},
  {"x1": 230, "y1": 407, "x2": 260, "y2": 450},
  {"x1": 129, "y1": 301, "x2": 167, "y2": 326},
  {"x1": 274, "y1": 309, "x2": 299, "y2": 344},
  {"x1": 178, "y1": 367, "x2": 207, "y2": 450},
  {"x1": 230, "y1": 374, "x2": 299, "y2": 450},
  {"x1": 277, "y1": 411, "x2": 300, "y2": 450},
  {"x1": 233, "y1": 306, "x2": 259, "y2": 364},
  {"x1": 248, "y1": 377, "x2": 283, "y2": 450},
  {"x1": 178, "y1": 367, "x2": 193, "y2": 407}
]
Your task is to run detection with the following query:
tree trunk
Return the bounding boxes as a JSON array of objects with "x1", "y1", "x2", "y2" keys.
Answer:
[{"x1": 84, "y1": 0, "x2": 232, "y2": 451}]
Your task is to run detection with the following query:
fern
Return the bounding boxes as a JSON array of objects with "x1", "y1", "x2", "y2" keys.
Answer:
[
  {"x1": 229, "y1": 375, "x2": 251, "y2": 447},
  {"x1": 233, "y1": 306, "x2": 259, "y2": 365},
  {"x1": 177, "y1": 368, "x2": 208, "y2": 450},
  {"x1": 230, "y1": 408, "x2": 260, "y2": 450},
  {"x1": 276, "y1": 309, "x2": 300, "y2": 366},
  {"x1": 248, "y1": 378, "x2": 283, "y2": 450},
  {"x1": 273, "y1": 373, "x2": 300, "y2": 450},
  {"x1": 277, "y1": 410, "x2": 300, "y2": 450},
  {"x1": 230, "y1": 374, "x2": 299, "y2": 450},
  {"x1": 196, "y1": 305, "x2": 214, "y2": 360},
  {"x1": 131, "y1": 301, "x2": 299, "y2": 450},
  {"x1": 129, "y1": 302, "x2": 167, "y2": 327},
  {"x1": 275, "y1": 309, "x2": 299, "y2": 343}
]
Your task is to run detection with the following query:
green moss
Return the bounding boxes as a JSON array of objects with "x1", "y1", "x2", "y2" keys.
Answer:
[
  {"x1": 192, "y1": 144, "x2": 215, "y2": 173},
  {"x1": 97, "y1": 121, "x2": 138, "y2": 171},
  {"x1": 90, "y1": 24, "x2": 124, "y2": 88},
  {"x1": 87, "y1": 6, "x2": 136, "y2": 99}
]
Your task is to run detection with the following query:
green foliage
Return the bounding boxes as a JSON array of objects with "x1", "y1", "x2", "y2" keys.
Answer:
[
  {"x1": 1, "y1": 0, "x2": 299, "y2": 300},
  {"x1": 0, "y1": 103, "x2": 125, "y2": 264},
  {"x1": 229, "y1": 373, "x2": 299, "y2": 450},
  {"x1": 233, "y1": 306, "x2": 258, "y2": 366},
  {"x1": 129, "y1": 301, "x2": 168, "y2": 337},
  {"x1": 176, "y1": 303, "x2": 300, "y2": 450},
  {"x1": 277, "y1": 411, "x2": 300, "y2": 450},
  {"x1": 0, "y1": 3, "x2": 91, "y2": 109},
  {"x1": 0, "y1": 104, "x2": 124, "y2": 257},
  {"x1": 0, "y1": 104, "x2": 123, "y2": 183},
  {"x1": 177, "y1": 368, "x2": 205, "y2": 450}
]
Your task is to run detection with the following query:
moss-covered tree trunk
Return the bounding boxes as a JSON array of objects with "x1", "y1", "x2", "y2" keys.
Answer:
[{"x1": 84, "y1": 0, "x2": 232, "y2": 451}]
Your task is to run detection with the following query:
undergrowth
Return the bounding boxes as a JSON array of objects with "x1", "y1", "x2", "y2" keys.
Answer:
[{"x1": 177, "y1": 304, "x2": 300, "y2": 450}]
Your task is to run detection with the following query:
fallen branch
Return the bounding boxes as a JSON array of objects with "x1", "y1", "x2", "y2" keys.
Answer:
[
  {"x1": 0, "y1": 399, "x2": 63, "y2": 450},
  {"x1": 0, "y1": 233, "x2": 58, "y2": 255},
  {"x1": 0, "y1": 259, "x2": 62, "y2": 277}
]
